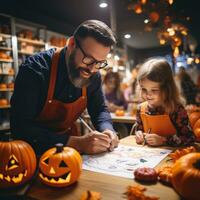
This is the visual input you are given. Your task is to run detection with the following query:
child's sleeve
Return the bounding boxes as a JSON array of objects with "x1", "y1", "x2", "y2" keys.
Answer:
[{"x1": 167, "y1": 105, "x2": 196, "y2": 146}]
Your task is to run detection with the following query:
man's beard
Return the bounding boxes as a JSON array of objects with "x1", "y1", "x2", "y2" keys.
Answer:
[{"x1": 66, "y1": 50, "x2": 92, "y2": 88}]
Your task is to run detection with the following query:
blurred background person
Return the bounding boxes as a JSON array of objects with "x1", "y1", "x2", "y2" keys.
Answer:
[
  {"x1": 124, "y1": 64, "x2": 140, "y2": 103},
  {"x1": 103, "y1": 71, "x2": 127, "y2": 112},
  {"x1": 103, "y1": 71, "x2": 128, "y2": 138},
  {"x1": 176, "y1": 66, "x2": 198, "y2": 105}
]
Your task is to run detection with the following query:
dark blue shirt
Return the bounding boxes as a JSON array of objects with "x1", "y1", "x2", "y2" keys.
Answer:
[{"x1": 10, "y1": 47, "x2": 114, "y2": 154}]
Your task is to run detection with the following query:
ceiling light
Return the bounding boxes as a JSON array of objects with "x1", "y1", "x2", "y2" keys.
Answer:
[
  {"x1": 144, "y1": 19, "x2": 149, "y2": 24},
  {"x1": 99, "y1": 1, "x2": 108, "y2": 8},
  {"x1": 124, "y1": 34, "x2": 131, "y2": 39}
]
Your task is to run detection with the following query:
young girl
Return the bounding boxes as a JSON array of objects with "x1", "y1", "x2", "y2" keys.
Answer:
[{"x1": 135, "y1": 58, "x2": 195, "y2": 146}]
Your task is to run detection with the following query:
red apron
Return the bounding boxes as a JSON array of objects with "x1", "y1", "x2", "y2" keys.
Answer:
[
  {"x1": 37, "y1": 48, "x2": 87, "y2": 136},
  {"x1": 140, "y1": 101, "x2": 176, "y2": 136}
]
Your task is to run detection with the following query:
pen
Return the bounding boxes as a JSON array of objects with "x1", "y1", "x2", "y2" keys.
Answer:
[
  {"x1": 143, "y1": 128, "x2": 151, "y2": 146},
  {"x1": 79, "y1": 117, "x2": 93, "y2": 132}
]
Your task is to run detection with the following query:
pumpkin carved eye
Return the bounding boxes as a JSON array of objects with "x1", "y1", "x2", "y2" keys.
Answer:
[
  {"x1": 59, "y1": 160, "x2": 68, "y2": 168},
  {"x1": 6, "y1": 155, "x2": 19, "y2": 170},
  {"x1": 43, "y1": 157, "x2": 49, "y2": 165}
]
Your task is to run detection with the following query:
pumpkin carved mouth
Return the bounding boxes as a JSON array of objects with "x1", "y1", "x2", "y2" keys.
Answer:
[
  {"x1": 0, "y1": 170, "x2": 27, "y2": 183},
  {"x1": 39, "y1": 170, "x2": 71, "y2": 184}
]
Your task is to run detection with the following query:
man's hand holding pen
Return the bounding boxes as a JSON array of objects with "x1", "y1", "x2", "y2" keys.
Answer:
[
  {"x1": 103, "y1": 129, "x2": 119, "y2": 151},
  {"x1": 70, "y1": 117, "x2": 119, "y2": 154}
]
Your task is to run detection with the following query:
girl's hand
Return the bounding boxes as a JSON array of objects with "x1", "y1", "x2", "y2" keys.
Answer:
[
  {"x1": 145, "y1": 134, "x2": 167, "y2": 146},
  {"x1": 135, "y1": 131, "x2": 144, "y2": 144}
]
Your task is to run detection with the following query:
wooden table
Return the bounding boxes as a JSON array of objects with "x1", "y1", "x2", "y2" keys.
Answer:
[
  {"x1": 83, "y1": 113, "x2": 136, "y2": 124},
  {"x1": 27, "y1": 136, "x2": 181, "y2": 200}
]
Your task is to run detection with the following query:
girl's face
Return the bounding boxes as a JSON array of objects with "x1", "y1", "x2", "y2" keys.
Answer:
[{"x1": 139, "y1": 78, "x2": 162, "y2": 107}]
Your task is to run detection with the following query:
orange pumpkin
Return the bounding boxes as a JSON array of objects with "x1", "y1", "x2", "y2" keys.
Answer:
[
  {"x1": 0, "y1": 98, "x2": 9, "y2": 106},
  {"x1": 7, "y1": 82, "x2": 14, "y2": 89},
  {"x1": 8, "y1": 68, "x2": 14, "y2": 75},
  {"x1": 189, "y1": 111, "x2": 200, "y2": 128},
  {"x1": 0, "y1": 83, "x2": 7, "y2": 89},
  {"x1": 115, "y1": 109, "x2": 125, "y2": 116},
  {"x1": 172, "y1": 153, "x2": 200, "y2": 200},
  {"x1": 39, "y1": 143, "x2": 82, "y2": 187},
  {"x1": 0, "y1": 133, "x2": 37, "y2": 188}
]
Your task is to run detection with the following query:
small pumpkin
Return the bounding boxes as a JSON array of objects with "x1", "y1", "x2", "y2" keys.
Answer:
[
  {"x1": 0, "y1": 133, "x2": 37, "y2": 188},
  {"x1": 134, "y1": 167, "x2": 158, "y2": 182},
  {"x1": 172, "y1": 153, "x2": 200, "y2": 200},
  {"x1": 39, "y1": 143, "x2": 82, "y2": 187},
  {"x1": 0, "y1": 83, "x2": 7, "y2": 89},
  {"x1": 115, "y1": 109, "x2": 125, "y2": 116},
  {"x1": 7, "y1": 82, "x2": 14, "y2": 89},
  {"x1": 0, "y1": 98, "x2": 8, "y2": 106},
  {"x1": 8, "y1": 68, "x2": 14, "y2": 75}
]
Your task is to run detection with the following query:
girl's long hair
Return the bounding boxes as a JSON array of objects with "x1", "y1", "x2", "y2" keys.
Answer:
[{"x1": 137, "y1": 58, "x2": 183, "y2": 113}]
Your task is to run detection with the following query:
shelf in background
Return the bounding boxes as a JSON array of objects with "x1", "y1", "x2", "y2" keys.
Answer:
[
  {"x1": 0, "y1": 33, "x2": 12, "y2": 39},
  {"x1": 18, "y1": 37, "x2": 45, "y2": 46},
  {"x1": 0, "y1": 125, "x2": 10, "y2": 132},
  {"x1": 0, "y1": 73, "x2": 15, "y2": 76},
  {"x1": 0, "y1": 46, "x2": 12, "y2": 51},
  {"x1": 0, "y1": 105, "x2": 11, "y2": 109},
  {"x1": 0, "y1": 58, "x2": 13, "y2": 62},
  {"x1": 0, "y1": 88, "x2": 14, "y2": 91}
]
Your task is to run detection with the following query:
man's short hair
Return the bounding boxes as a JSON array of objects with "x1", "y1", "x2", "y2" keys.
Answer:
[{"x1": 73, "y1": 20, "x2": 116, "y2": 47}]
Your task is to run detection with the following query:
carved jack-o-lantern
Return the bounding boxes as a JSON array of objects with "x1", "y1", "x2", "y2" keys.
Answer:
[
  {"x1": 39, "y1": 143, "x2": 82, "y2": 187},
  {"x1": 0, "y1": 133, "x2": 37, "y2": 188}
]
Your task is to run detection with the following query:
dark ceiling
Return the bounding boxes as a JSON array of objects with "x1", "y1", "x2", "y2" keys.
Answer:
[{"x1": 1, "y1": 0, "x2": 200, "y2": 51}]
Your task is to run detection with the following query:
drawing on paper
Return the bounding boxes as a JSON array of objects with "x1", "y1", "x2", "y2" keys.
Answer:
[{"x1": 82, "y1": 144, "x2": 172, "y2": 179}]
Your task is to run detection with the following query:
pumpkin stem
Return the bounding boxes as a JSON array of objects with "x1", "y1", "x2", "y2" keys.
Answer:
[
  {"x1": 86, "y1": 190, "x2": 91, "y2": 200},
  {"x1": 1, "y1": 132, "x2": 12, "y2": 141},
  {"x1": 193, "y1": 159, "x2": 200, "y2": 169},
  {"x1": 55, "y1": 143, "x2": 64, "y2": 153}
]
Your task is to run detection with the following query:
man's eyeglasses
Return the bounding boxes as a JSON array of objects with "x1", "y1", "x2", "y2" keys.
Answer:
[{"x1": 75, "y1": 38, "x2": 108, "y2": 69}]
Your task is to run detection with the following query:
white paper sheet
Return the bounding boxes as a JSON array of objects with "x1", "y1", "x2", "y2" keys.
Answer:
[{"x1": 82, "y1": 144, "x2": 172, "y2": 179}]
